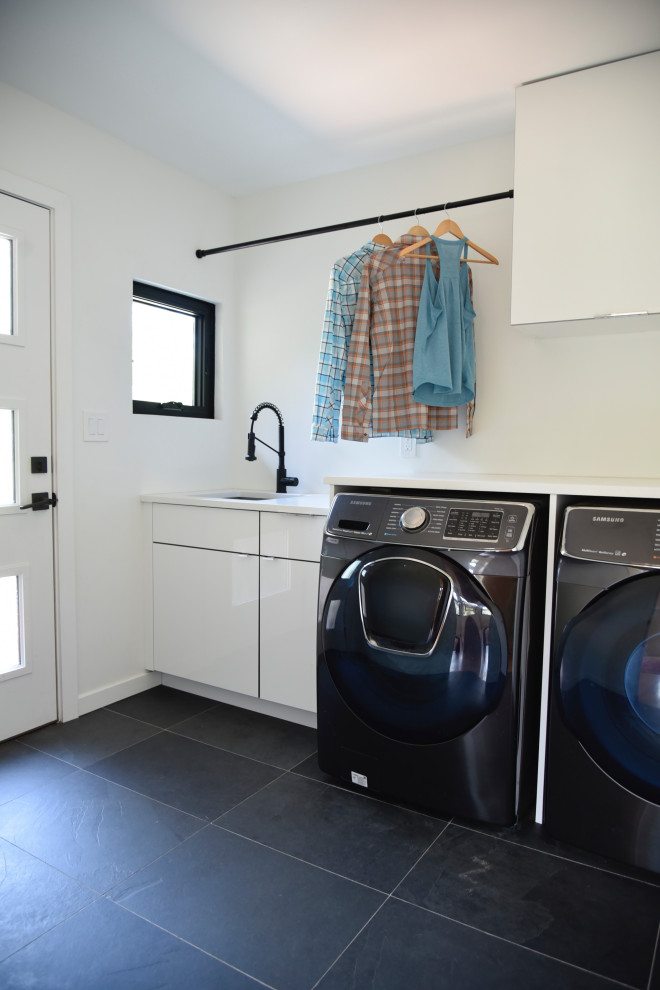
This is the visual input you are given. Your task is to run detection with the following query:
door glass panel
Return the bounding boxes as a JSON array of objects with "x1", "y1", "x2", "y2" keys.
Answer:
[
  {"x1": 323, "y1": 548, "x2": 507, "y2": 744},
  {"x1": 0, "y1": 235, "x2": 12, "y2": 336},
  {"x1": 0, "y1": 574, "x2": 22, "y2": 674},
  {"x1": 359, "y1": 557, "x2": 451, "y2": 655},
  {"x1": 558, "y1": 571, "x2": 660, "y2": 801},
  {"x1": 625, "y1": 633, "x2": 660, "y2": 733},
  {"x1": 0, "y1": 408, "x2": 16, "y2": 505}
]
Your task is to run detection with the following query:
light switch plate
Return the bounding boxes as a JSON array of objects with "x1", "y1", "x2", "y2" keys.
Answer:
[{"x1": 83, "y1": 410, "x2": 109, "y2": 442}]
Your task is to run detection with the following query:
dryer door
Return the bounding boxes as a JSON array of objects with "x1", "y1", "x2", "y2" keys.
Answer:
[
  {"x1": 321, "y1": 546, "x2": 507, "y2": 744},
  {"x1": 556, "y1": 571, "x2": 660, "y2": 803}
]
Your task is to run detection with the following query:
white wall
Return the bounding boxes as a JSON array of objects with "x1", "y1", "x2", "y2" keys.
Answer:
[
  {"x1": 232, "y1": 132, "x2": 660, "y2": 492},
  {"x1": 0, "y1": 82, "x2": 236, "y2": 711},
  {"x1": 2, "y1": 75, "x2": 659, "y2": 717}
]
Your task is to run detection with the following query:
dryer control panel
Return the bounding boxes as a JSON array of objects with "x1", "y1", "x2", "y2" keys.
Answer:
[
  {"x1": 562, "y1": 506, "x2": 660, "y2": 569},
  {"x1": 325, "y1": 493, "x2": 535, "y2": 552}
]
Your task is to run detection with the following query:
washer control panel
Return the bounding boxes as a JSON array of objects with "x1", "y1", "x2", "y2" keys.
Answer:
[
  {"x1": 562, "y1": 505, "x2": 660, "y2": 569},
  {"x1": 325, "y1": 493, "x2": 534, "y2": 552},
  {"x1": 400, "y1": 505, "x2": 430, "y2": 532}
]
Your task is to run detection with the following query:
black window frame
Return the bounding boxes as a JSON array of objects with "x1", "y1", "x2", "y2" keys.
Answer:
[{"x1": 132, "y1": 281, "x2": 215, "y2": 419}]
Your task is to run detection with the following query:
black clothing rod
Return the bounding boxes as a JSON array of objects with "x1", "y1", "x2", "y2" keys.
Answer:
[{"x1": 195, "y1": 189, "x2": 514, "y2": 258}]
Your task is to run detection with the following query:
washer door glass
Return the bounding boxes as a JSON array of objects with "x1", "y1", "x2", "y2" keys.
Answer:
[
  {"x1": 557, "y1": 571, "x2": 660, "y2": 803},
  {"x1": 321, "y1": 547, "x2": 507, "y2": 744}
]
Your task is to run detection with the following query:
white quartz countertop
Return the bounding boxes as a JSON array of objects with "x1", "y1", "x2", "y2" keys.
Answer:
[
  {"x1": 323, "y1": 473, "x2": 660, "y2": 499},
  {"x1": 141, "y1": 489, "x2": 330, "y2": 515}
]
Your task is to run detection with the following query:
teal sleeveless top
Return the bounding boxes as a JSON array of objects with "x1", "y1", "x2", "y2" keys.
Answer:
[{"x1": 412, "y1": 236, "x2": 476, "y2": 407}]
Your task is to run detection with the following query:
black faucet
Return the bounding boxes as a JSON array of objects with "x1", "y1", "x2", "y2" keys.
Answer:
[{"x1": 245, "y1": 402, "x2": 299, "y2": 494}]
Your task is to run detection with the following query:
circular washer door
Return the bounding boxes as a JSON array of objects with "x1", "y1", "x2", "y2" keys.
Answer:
[
  {"x1": 557, "y1": 571, "x2": 660, "y2": 803},
  {"x1": 321, "y1": 546, "x2": 507, "y2": 744}
]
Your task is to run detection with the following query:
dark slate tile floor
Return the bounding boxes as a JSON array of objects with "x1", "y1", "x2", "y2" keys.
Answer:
[{"x1": 0, "y1": 686, "x2": 657, "y2": 990}]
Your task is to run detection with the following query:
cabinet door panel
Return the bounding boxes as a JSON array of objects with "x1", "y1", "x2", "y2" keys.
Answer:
[
  {"x1": 153, "y1": 503, "x2": 259, "y2": 554},
  {"x1": 259, "y1": 557, "x2": 319, "y2": 712},
  {"x1": 153, "y1": 543, "x2": 258, "y2": 695},
  {"x1": 260, "y1": 512, "x2": 325, "y2": 561},
  {"x1": 512, "y1": 51, "x2": 660, "y2": 325}
]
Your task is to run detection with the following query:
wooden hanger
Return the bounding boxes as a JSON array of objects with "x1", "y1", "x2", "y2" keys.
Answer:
[
  {"x1": 406, "y1": 209, "x2": 429, "y2": 237},
  {"x1": 399, "y1": 214, "x2": 498, "y2": 264},
  {"x1": 371, "y1": 219, "x2": 392, "y2": 246}
]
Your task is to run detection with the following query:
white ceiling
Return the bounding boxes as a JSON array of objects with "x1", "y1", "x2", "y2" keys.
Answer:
[{"x1": 1, "y1": 0, "x2": 659, "y2": 196}]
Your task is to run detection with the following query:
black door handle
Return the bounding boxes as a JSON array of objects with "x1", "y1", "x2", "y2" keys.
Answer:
[{"x1": 19, "y1": 492, "x2": 58, "y2": 511}]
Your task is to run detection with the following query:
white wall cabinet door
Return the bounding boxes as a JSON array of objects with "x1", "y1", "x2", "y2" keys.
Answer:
[
  {"x1": 259, "y1": 556, "x2": 319, "y2": 712},
  {"x1": 512, "y1": 51, "x2": 660, "y2": 326},
  {"x1": 153, "y1": 543, "x2": 258, "y2": 696}
]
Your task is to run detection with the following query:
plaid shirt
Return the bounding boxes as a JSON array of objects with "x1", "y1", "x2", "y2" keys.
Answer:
[
  {"x1": 311, "y1": 242, "x2": 433, "y2": 443},
  {"x1": 342, "y1": 235, "x2": 475, "y2": 442}
]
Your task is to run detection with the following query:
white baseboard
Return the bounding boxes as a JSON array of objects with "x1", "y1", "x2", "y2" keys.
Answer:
[
  {"x1": 72, "y1": 669, "x2": 317, "y2": 730},
  {"x1": 75, "y1": 671, "x2": 162, "y2": 718},
  {"x1": 161, "y1": 674, "x2": 317, "y2": 729}
]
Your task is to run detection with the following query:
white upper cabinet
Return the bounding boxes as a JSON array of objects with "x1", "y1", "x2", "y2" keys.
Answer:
[{"x1": 511, "y1": 51, "x2": 660, "y2": 327}]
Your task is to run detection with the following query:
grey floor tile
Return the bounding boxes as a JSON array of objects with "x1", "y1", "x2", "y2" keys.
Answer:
[
  {"x1": 468, "y1": 814, "x2": 660, "y2": 885},
  {"x1": 218, "y1": 771, "x2": 445, "y2": 891},
  {"x1": 173, "y1": 701, "x2": 317, "y2": 769},
  {"x1": 89, "y1": 731, "x2": 282, "y2": 820},
  {"x1": 317, "y1": 897, "x2": 621, "y2": 990},
  {"x1": 106, "y1": 685, "x2": 219, "y2": 728},
  {"x1": 650, "y1": 946, "x2": 660, "y2": 990},
  {"x1": 292, "y1": 751, "x2": 356, "y2": 786},
  {"x1": 395, "y1": 824, "x2": 660, "y2": 988},
  {"x1": 0, "y1": 837, "x2": 96, "y2": 962},
  {"x1": 0, "y1": 769, "x2": 201, "y2": 892},
  {"x1": 0, "y1": 740, "x2": 76, "y2": 806},
  {"x1": 19, "y1": 708, "x2": 158, "y2": 767},
  {"x1": 291, "y1": 751, "x2": 451, "y2": 816},
  {"x1": 110, "y1": 824, "x2": 384, "y2": 990},
  {"x1": 0, "y1": 897, "x2": 261, "y2": 989},
  {"x1": 3, "y1": 694, "x2": 657, "y2": 990}
]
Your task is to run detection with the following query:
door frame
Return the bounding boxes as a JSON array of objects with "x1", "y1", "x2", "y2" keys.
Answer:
[{"x1": 0, "y1": 169, "x2": 78, "y2": 722}]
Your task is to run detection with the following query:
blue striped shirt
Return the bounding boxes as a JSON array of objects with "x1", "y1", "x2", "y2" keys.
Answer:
[{"x1": 311, "y1": 242, "x2": 433, "y2": 443}]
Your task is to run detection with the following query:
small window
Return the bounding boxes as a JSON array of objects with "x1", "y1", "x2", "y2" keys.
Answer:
[
  {"x1": 1, "y1": 235, "x2": 14, "y2": 336},
  {"x1": 132, "y1": 281, "x2": 215, "y2": 418}
]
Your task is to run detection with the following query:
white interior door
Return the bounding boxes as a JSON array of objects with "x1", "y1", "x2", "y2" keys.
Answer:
[{"x1": 0, "y1": 191, "x2": 57, "y2": 740}]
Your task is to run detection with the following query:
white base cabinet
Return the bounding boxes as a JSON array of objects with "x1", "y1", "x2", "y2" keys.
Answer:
[
  {"x1": 149, "y1": 502, "x2": 325, "y2": 713},
  {"x1": 153, "y1": 543, "x2": 259, "y2": 695},
  {"x1": 259, "y1": 556, "x2": 320, "y2": 712},
  {"x1": 258, "y1": 511, "x2": 324, "y2": 712}
]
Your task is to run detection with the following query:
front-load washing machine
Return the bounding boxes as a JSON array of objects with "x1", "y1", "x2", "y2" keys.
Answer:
[
  {"x1": 316, "y1": 491, "x2": 546, "y2": 826},
  {"x1": 545, "y1": 505, "x2": 660, "y2": 873}
]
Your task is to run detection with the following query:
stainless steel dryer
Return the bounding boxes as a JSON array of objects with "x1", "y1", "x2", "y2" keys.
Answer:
[
  {"x1": 545, "y1": 505, "x2": 660, "y2": 873},
  {"x1": 316, "y1": 492, "x2": 546, "y2": 826}
]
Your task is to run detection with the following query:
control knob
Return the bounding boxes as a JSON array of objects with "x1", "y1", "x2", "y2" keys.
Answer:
[{"x1": 399, "y1": 506, "x2": 430, "y2": 532}]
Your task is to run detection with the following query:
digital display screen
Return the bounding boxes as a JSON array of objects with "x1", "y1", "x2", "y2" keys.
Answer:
[{"x1": 444, "y1": 508, "x2": 503, "y2": 540}]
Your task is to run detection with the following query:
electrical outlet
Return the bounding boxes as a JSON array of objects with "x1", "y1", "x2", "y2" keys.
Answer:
[{"x1": 400, "y1": 437, "x2": 415, "y2": 458}]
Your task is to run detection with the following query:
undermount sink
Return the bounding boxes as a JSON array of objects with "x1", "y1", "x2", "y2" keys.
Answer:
[{"x1": 193, "y1": 490, "x2": 282, "y2": 501}]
